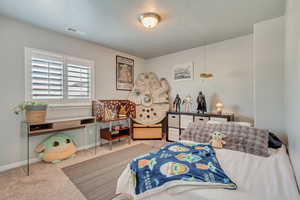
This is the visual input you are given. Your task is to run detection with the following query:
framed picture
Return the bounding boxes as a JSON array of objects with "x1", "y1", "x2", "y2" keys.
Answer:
[
  {"x1": 172, "y1": 62, "x2": 194, "y2": 81},
  {"x1": 116, "y1": 55, "x2": 134, "y2": 91}
]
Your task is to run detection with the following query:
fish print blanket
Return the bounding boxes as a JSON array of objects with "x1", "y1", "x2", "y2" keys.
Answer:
[{"x1": 129, "y1": 142, "x2": 237, "y2": 198}]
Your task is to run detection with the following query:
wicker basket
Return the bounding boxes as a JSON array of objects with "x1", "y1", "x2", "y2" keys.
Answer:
[{"x1": 25, "y1": 105, "x2": 47, "y2": 123}]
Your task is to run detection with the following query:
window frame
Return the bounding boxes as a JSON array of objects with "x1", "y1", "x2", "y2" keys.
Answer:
[{"x1": 25, "y1": 47, "x2": 95, "y2": 107}]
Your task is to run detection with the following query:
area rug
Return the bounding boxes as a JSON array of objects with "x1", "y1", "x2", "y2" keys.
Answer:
[{"x1": 62, "y1": 144, "x2": 156, "y2": 200}]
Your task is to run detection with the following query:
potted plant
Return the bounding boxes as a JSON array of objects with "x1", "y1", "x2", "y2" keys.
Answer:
[{"x1": 14, "y1": 101, "x2": 48, "y2": 123}]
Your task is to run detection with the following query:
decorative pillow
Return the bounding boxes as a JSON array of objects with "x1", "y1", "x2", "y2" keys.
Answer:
[{"x1": 181, "y1": 121, "x2": 269, "y2": 157}]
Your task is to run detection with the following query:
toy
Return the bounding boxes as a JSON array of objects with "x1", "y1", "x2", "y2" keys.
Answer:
[
  {"x1": 209, "y1": 131, "x2": 226, "y2": 149},
  {"x1": 173, "y1": 94, "x2": 182, "y2": 112},
  {"x1": 35, "y1": 134, "x2": 77, "y2": 163},
  {"x1": 182, "y1": 95, "x2": 193, "y2": 112},
  {"x1": 128, "y1": 72, "x2": 170, "y2": 124},
  {"x1": 197, "y1": 91, "x2": 207, "y2": 114},
  {"x1": 118, "y1": 104, "x2": 127, "y2": 117},
  {"x1": 92, "y1": 100, "x2": 136, "y2": 121}
]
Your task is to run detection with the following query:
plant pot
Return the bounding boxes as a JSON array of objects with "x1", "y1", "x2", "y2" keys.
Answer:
[{"x1": 25, "y1": 105, "x2": 47, "y2": 123}]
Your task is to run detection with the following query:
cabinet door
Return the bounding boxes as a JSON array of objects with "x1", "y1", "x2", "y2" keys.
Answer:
[
  {"x1": 168, "y1": 114, "x2": 180, "y2": 128},
  {"x1": 180, "y1": 115, "x2": 194, "y2": 129},
  {"x1": 194, "y1": 116, "x2": 209, "y2": 122},
  {"x1": 168, "y1": 128, "x2": 180, "y2": 142}
]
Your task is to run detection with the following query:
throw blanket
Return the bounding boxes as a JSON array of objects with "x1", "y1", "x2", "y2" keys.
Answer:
[
  {"x1": 181, "y1": 121, "x2": 270, "y2": 157},
  {"x1": 130, "y1": 142, "x2": 236, "y2": 199}
]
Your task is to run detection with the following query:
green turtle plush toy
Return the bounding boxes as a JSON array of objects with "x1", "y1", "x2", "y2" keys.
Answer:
[{"x1": 35, "y1": 134, "x2": 77, "y2": 163}]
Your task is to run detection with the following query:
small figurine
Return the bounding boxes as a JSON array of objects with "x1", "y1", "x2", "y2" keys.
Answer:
[
  {"x1": 209, "y1": 131, "x2": 226, "y2": 149},
  {"x1": 118, "y1": 104, "x2": 127, "y2": 117},
  {"x1": 197, "y1": 91, "x2": 207, "y2": 114},
  {"x1": 173, "y1": 94, "x2": 182, "y2": 112},
  {"x1": 182, "y1": 95, "x2": 193, "y2": 112},
  {"x1": 104, "y1": 107, "x2": 113, "y2": 121}
]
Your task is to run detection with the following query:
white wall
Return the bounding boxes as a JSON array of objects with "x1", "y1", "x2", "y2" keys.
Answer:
[
  {"x1": 0, "y1": 16, "x2": 145, "y2": 169},
  {"x1": 145, "y1": 35, "x2": 254, "y2": 122},
  {"x1": 253, "y1": 17, "x2": 285, "y2": 141},
  {"x1": 284, "y1": 0, "x2": 300, "y2": 185}
]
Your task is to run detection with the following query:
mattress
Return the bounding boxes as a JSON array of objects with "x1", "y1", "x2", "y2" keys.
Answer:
[{"x1": 116, "y1": 145, "x2": 299, "y2": 200}]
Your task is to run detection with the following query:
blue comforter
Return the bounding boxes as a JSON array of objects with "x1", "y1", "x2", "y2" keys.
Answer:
[{"x1": 130, "y1": 142, "x2": 237, "y2": 195}]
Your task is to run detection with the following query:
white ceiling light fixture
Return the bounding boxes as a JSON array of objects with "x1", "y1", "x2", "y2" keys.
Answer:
[{"x1": 138, "y1": 12, "x2": 161, "y2": 29}]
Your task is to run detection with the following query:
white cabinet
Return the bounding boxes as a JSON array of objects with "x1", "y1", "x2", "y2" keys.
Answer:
[{"x1": 167, "y1": 112, "x2": 234, "y2": 142}]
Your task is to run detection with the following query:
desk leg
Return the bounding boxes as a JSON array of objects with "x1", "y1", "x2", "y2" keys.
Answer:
[
  {"x1": 95, "y1": 124, "x2": 98, "y2": 155},
  {"x1": 27, "y1": 125, "x2": 30, "y2": 176},
  {"x1": 128, "y1": 118, "x2": 132, "y2": 145}
]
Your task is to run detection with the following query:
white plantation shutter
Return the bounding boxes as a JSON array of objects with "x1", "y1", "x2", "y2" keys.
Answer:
[
  {"x1": 66, "y1": 58, "x2": 92, "y2": 99},
  {"x1": 30, "y1": 51, "x2": 64, "y2": 99},
  {"x1": 26, "y1": 48, "x2": 94, "y2": 103}
]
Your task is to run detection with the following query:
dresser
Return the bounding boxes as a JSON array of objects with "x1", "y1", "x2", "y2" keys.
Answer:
[{"x1": 167, "y1": 112, "x2": 234, "y2": 142}]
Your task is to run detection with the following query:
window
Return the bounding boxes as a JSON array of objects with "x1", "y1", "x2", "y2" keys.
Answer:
[
  {"x1": 25, "y1": 48, "x2": 94, "y2": 105},
  {"x1": 66, "y1": 58, "x2": 92, "y2": 99}
]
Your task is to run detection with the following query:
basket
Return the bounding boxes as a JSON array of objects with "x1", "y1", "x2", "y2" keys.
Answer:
[{"x1": 25, "y1": 105, "x2": 47, "y2": 123}]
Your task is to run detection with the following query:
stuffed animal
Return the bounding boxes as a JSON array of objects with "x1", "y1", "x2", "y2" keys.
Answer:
[
  {"x1": 35, "y1": 134, "x2": 77, "y2": 163},
  {"x1": 209, "y1": 131, "x2": 226, "y2": 149}
]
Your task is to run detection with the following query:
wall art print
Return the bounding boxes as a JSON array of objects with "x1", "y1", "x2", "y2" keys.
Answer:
[
  {"x1": 116, "y1": 55, "x2": 134, "y2": 91},
  {"x1": 172, "y1": 62, "x2": 194, "y2": 81}
]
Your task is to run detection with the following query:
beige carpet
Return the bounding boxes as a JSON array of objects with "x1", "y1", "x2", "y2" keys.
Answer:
[
  {"x1": 62, "y1": 144, "x2": 155, "y2": 200},
  {"x1": 0, "y1": 140, "x2": 166, "y2": 200}
]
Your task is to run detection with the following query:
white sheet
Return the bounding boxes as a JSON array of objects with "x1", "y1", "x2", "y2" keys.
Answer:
[{"x1": 116, "y1": 145, "x2": 299, "y2": 200}]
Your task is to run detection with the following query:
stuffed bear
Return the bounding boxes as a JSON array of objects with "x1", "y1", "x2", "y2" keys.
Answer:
[{"x1": 209, "y1": 131, "x2": 226, "y2": 149}]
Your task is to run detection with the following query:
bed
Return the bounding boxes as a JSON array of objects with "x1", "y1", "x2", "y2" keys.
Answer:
[{"x1": 116, "y1": 122, "x2": 300, "y2": 200}]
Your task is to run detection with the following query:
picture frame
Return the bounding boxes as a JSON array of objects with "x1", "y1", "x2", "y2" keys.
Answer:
[
  {"x1": 172, "y1": 62, "x2": 194, "y2": 81},
  {"x1": 116, "y1": 55, "x2": 134, "y2": 91}
]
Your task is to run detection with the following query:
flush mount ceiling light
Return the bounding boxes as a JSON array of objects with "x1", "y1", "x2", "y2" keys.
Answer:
[{"x1": 138, "y1": 12, "x2": 161, "y2": 29}]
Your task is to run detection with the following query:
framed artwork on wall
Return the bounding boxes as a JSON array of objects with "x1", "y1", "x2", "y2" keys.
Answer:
[
  {"x1": 116, "y1": 55, "x2": 134, "y2": 91},
  {"x1": 172, "y1": 62, "x2": 194, "y2": 81}
]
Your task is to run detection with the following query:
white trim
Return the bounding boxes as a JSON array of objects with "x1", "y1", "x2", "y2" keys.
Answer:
[
  {"x1": 48, "y1": 102, "x2": 92, "y2": 108},
  {"x1": 0, "y1": 142, "x2": 101, "y2": 173},
  {"x1": 24, "y1": 47, "x2": 31, "y2": 101},
  {"x1": 0, "y1": 158, "x2": 40, "y2": 173}
]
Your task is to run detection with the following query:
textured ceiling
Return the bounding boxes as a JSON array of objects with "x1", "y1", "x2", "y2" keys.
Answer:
[{"x1": 0, "y1": 0, "x2": 285, "y2": 59}]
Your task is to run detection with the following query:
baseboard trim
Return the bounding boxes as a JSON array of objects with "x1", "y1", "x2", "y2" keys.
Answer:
[
  {"x1": 0, "y1": 142, "x2": 102, "y2": 173},
  {"x1": 0, "y1": 158, "x2": 40, "y2": 173}
]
